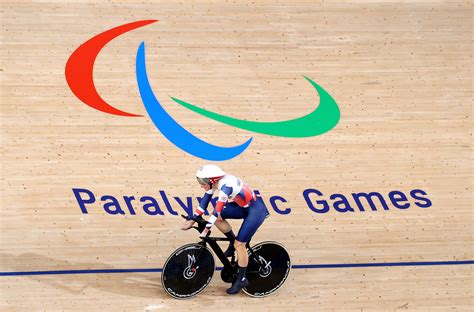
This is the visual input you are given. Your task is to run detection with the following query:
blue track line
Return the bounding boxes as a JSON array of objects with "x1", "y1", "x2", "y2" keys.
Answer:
[{"x1": 1, "y1": 260, "x2": 472, "y2": 277}]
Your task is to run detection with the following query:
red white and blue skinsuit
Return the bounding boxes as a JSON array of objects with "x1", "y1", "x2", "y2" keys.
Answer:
[{"x1": 194, "y1": 175, "x2": 269, "y2": 242}]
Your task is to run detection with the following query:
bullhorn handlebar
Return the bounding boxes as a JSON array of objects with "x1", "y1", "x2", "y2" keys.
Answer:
[{"x1": 181, "y1": 214, "x2": 207, "y2": 233}]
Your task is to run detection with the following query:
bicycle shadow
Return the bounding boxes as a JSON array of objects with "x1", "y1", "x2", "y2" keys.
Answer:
[{"x1": 0, "y1": 252, "x2": 167, "y2": 299}]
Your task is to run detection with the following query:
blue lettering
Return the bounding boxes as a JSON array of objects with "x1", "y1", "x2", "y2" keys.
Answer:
[
  {"x1": 123, "y1": 196, "x2": 136, "y2": 215},
  {"x1": 388, "y1": 191, "x2": 410, "y2": 209},
  {"x1": 140, "y1": 196, "x2": 164, "y2": 215},
  {"x1": 351, "y1": 192, "x2": 389, "y2": 211},
  {"x1": 174, "y1": 196, "x2": 194, "y2": 216},
  {"x1": 303, "y1": 189, "x2": 329, "y2": 213},
  {"x1": 269, "y1": 196, "x2": 291, "y2": 214},
  {"x1": 330, "y1": 193, "x2": 354, "y2": 212},
  {"x1": 159, "y1": 190, "x2": 178, "y2": 215},
  {"x1": 101, "y1": 195, "x2": 125, "y2": 215},
  {"x1": 410, "y1": 189, "x2": 432, "y2": 208},
  {"x1": 72, "y1": 188, "x2": 95, "y2": 214}
]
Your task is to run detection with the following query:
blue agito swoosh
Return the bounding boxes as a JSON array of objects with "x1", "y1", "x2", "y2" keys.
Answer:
[{"x1": 136, "y1": 42, "x2": 253, "y2": 161}]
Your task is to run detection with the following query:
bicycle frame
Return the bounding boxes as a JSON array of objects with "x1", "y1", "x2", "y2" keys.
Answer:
[
  {"x1": 201, "y1": 236, "x2": 234, "y2": 269},
  {"x1": 190, "y1": 224, "x2": 235, "y2": 270},
  {"x1": 184, "y1": 214, "x2": 261, "y2": 273}
]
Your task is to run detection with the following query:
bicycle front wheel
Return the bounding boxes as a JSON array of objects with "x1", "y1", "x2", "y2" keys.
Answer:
[{"x1": 162, "y1": 243, "x2": 215, "y2": 299}]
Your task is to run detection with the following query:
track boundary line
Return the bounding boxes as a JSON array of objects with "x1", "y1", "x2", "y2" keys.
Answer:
[{"x1": 1, "y1": 260, "x2": 473, "y2": 276}]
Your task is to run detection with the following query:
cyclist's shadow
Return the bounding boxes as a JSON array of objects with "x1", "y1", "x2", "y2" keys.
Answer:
[{"x1": 0, "y1": 252, "x2": 166, "y2": 298}]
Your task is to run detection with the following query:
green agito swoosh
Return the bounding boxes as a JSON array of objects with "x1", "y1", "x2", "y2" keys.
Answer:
[{"x1": 171, "y1": 76, "x2": 340, "y2": 138}]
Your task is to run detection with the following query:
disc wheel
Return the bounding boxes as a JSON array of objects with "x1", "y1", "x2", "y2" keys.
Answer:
[
  {"x1": 162, "y1": 243, "x2": 215, "y2": 299},
  {"x1": 243, "y1": 241, "x2": 291, "y2": 297}
]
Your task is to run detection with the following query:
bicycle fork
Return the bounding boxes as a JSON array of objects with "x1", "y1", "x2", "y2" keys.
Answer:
[{"x1": 246, "y1": 242, "x2": 272, "y2": 276}]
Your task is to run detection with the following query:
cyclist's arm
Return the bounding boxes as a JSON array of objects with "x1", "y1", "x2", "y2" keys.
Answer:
[
  {"x1": 193, "y1": 189, "x2": 215, "y2": 217},
  {"x1": 205, "y1": 186, "x2": 232, "y2": 228}
]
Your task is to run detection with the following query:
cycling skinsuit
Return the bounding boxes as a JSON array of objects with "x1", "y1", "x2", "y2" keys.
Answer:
[{"x1": 194, "y1": 175, "x2": 269, "y2": 242}]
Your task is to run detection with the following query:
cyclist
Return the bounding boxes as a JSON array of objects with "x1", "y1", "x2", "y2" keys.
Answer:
[{"x1": 181, "y1": 164, "x2": 269, "y2": 294}]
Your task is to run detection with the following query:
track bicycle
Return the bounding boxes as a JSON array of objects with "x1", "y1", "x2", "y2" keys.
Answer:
[{"x1": 161, "y1": 215, "x2": 291, "y2": 298}]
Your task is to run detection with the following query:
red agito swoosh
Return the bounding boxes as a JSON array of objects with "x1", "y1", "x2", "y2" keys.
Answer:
[{"x1": 65, "y1": 20, "x2": 157, "y2": 117}]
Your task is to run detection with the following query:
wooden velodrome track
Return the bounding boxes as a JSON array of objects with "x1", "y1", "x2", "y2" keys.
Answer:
[{"x1": 1, "y1": 0, "x2": 472, "y2": 311}]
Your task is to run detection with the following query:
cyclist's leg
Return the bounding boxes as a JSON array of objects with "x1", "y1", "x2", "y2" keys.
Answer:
[
  {"x1": 234, "y1": 200, "x2": 269, "y2": 265},
  {"x1": 220, "y1": 202, "x2": 248, "y2": 220},
  {"x1": 218, "y1": 202, "x2": 248, "y2": 257},
  {"x1": 214, "y1": 216, "x2": 235, "y2": 255},
  {"x1": 227, "y1": 200, "x2": 269, "y2": 294},
  {"x1": 215, "y1": 202, "x2": 246, "y2": 232},
  {"x1": 214, "y1": 216, "x2": 231, "y2": 233}
]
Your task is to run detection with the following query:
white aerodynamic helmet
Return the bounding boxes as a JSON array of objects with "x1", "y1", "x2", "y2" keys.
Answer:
[{"x1": 196, "y1": 164, "x2": 226, "y2": 186}]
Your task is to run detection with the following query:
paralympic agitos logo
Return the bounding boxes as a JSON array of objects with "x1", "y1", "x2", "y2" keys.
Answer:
[{"x1": 65, "y1": 20, "x2": 340, "y2": 161}]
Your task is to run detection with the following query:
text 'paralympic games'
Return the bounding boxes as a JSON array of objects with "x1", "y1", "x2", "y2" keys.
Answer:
[{"x1": 72, "y1": 188, "x2": 432, "y2": 217}]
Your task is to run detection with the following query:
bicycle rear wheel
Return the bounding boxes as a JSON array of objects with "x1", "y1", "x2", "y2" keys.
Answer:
[
  {"x1": 243, "y1": 241, "x2": 291, "y2": 297},
  {"x1": 162, "y1": 243, "x2": 215, "y2": 299}
]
